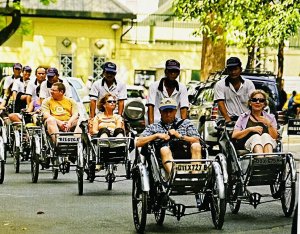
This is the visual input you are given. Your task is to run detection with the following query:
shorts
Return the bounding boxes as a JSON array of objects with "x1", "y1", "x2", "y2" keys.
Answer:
[{"x1": 244, "y1": 133, "x2": 277, "y2": 152}]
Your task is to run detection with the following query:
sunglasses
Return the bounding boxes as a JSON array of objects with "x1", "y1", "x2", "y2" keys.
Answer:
[
  {"x1": 107, "y1": 100, "x2": 117, "y2": 104},
  {"x1": 250, "y1": 98, "x2": 266, "y2": 103}
]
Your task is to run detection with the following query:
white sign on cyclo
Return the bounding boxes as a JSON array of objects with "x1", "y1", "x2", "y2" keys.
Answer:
[{"x1": 287, "y1": 119, "x2": 300, "y2": 135}]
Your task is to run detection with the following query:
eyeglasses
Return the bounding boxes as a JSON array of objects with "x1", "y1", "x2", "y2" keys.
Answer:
[
  {"x1": 106, "y1": 100, "x2": 117, "y2": 104},
  {"x1": 250, "y1": 98, "x2": 266, "y2": 103}
]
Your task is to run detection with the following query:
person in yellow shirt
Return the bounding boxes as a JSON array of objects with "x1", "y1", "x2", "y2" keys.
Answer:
[{"x1": 41, "y1": 82, "x2": 80, "y2": 142}]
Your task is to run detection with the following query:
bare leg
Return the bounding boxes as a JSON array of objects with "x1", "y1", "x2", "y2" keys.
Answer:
[
  {"x1": 252, "y1": 144, "x2": 264, "y2": 154},
  {"x1": 8, "y1": 113, "x2": 22, "y2": 123},
  {"x1": 263, "y1": 143, "x2": 273, "y2": 153},
  {"x1": 45, "y1": 117, "x2": 59, "y2": 143},
  {"x1": 191, "y1": 142, "x2": 202, "y2": 173},
  {"x1": 160, "y1": 146, "x2": 173, "y2": 174}
]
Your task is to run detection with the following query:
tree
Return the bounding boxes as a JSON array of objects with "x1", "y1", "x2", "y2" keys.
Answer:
[
  {"x1": 0, "y1": 0, "x2": 56, "y2": 46},
  {"x1": 173, "y1": 0, "x2": 300, "y2": 86}
]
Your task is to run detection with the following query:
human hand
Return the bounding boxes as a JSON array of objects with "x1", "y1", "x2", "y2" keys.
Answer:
[
  {"x1": 250, "y1": 126, "x2": 263, "y2": 135},
  {"x1": 168, "y1": 129, "x2": 180, "y2": 138},
  {"x1": 156, "y1": 133, "x2": 170, "y2": 141},
  {"x1": 257, "y1": 116, "x2": 271, "y2": 127}
]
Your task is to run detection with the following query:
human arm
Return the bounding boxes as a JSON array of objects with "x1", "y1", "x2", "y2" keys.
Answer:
[
  {"x1": 256, "y1": 114, "x2": 278, "y2": 140},
  {"x1": 136, "y1": 133, "x2": 170, "y2": 147},
  {"x1": 89, "y1": 99, "x2": 97, "y2": 118},
  {"x1": 180, "y1": 107, "x2": 188, "y2": 120},
  {"x1": 147, "y1": 104, "x2": 154, "y2": 124},
  {"x1": 92, "y1": 116, "x2": 99, "y2": 135},
  {"x1": 232, "y1": 126, "x2": 263, "y2": 140},
  {"x1": 117, "y1": 99, "x2": 125, "y2": 115},
  {"x1": 217, "y1": 100, "x2": 232, "y2": 122}
]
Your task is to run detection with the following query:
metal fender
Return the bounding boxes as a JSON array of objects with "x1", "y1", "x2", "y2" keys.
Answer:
[
  {"x1": 33, "y1": 134, "x2": 41, "y2": 155},
  {"x1": 1, "y1": 127, "x2": 7, "y2": 144},
  {"x1": 215, "y1": 153, "x2": 228, "y2": 184},
  {"x1": 212, "y1": 161, "x2": 226, "y2": 199},
  {"x1": 0, "y1": 137, "x2": 4, "y2": 161},
  {"x1": 14, "y1": 130, "x2": 20, "y2": 147},
  {"x1": 77, "y1": 143, "x2": 84, "y2": 168},
  {"x1": 137, "y1": 163, "x2": 150, "y2": 192},
  {"x1": 289, "y1": 155, "x2": 297, "y2": 183}
]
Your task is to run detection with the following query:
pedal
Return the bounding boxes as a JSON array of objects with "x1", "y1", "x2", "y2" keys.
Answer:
[{"x1": 249, "y1": 193, "x2": 261, "y2": 208}]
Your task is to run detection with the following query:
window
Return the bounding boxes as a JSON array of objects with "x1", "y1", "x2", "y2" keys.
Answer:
[
  {"x1": 93, "y1": 56, "x2": 105, "y2": 80},
  {"x1": 134, "y1": 70, "x2": 156, "y2": 88},
  {"x1": 60, "y1": 54, "x2": 73, "y2": 77}
]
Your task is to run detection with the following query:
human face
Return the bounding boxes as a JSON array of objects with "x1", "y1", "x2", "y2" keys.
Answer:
[
  {"x1": 13, "y1": 67, "x2": 22, "y2": 78},
  {"x1": 47, "y1": 75, "x2": 59, "y2": 84},
  {"x1": 166, "y1": 69, "x2": 180, "y2": 80},
  {"x1": 36, "y1": 68, "x2": 46, "y2": 83},
  {"x1": 250, "y1": 94, "x2": 266, "y2": 111},
  {"x1": 160, "y1": 108, "x2": 177, "y2": 124},
  {"x1": 23, "y1": 71, "x2": 31, "y2": 81},
  {"x1": 50, "y1": 86, "x2": 63, "y2": 99},
  {"x1": 227, "y1": 66, "x2": 242, "y2": 79},
  {"x1": 104, "y1": 71, "x2": 116, "y2": 83},
  {"x1": 104, "y1": 97, "x2": 117, "y2": 110}
]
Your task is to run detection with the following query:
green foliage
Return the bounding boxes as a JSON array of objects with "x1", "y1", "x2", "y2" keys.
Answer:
[{"x1": 173, "y1": 0, "x2": 300, "y2": 48}]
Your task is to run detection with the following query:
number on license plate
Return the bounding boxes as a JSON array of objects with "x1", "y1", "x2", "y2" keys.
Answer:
[{"x1": 176, "y1": 163, "x2": 207, "y2": 172}]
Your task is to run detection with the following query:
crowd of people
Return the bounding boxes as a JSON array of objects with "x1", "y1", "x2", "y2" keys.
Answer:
[{"x1": 0, "y1": 57, "x2": 297, "y2": 171}]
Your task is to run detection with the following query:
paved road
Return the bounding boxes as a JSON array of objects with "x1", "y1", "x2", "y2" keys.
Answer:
[{"x1": 0, "y1": 153, "x2": 296, "y2": 234}]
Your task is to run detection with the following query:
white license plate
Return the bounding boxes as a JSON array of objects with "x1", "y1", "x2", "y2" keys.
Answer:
[{"x1": 176, "y1": 163, "x2": 208, "y2": 172}]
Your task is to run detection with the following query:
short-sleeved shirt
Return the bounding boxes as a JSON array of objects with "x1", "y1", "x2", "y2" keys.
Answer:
[
  {"x1": 39, "y1": 79, "x2": 72, "y2": 99},
  {"x1": 140, "y1": 118, "x2": 200, "y2": 139},
  {"x1": 147, "y1": 78, "x2": 189, "y2": 123},
  {"x1": 41, "y1": 96, "x2": 78, "y2": 121},
  {"x1": 3, "y1": 75, "x2": 20, "y2": 90},
  {"x1": 12, "y1": 78, "x2": 30, "y2": 94},
  {"x1": 25, "y1": 79, "x2": 40, "y2": 100},
  {"x1": 89, "y1": 78, "x2": 127, "y2": 101},
  {"x1": 93, "y1": 113, "x2": 123, "y2": 132},
  {"x1": 214, "y1": 76, "x2": 255, "y2": 117}
]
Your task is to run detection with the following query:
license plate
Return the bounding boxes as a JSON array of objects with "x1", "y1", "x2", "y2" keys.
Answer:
[
  {"x1": 253, "y1": 157, "x2": 282, "y2": 165},
  {"x1": 57, "y1": 137, "x2": 80, "y2": 143},
  {"x1": 176, "y1": 163, "x2": 208, "y2": 172}
]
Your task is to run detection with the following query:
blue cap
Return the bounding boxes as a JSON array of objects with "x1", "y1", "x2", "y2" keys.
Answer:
[
  {"x1": 13, "y1": 63, "x2": 22, "y2": 69},
  {"x1": 23, "y1": 66, "x2": 32, "y2": 72},
  {"x1": 47, "y1": 67, "x2": 59, "y2": 77},
  {"x1": 103, "y1": 62, "x2": 117, "y2": 73},
  {"x1": 165, "y1": 59, "x2": 180, "y2": 70}
]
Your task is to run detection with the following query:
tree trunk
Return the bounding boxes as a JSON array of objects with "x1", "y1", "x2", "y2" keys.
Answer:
[
  {"x1": 0, "y1": 0, "x2": 21, "y2": 46},
  {"x1": 246, "y1": 45, "x2": 255, "y2": 70},
  {"x1": 200, "y1": 33, "x2": 226, "y2": 81},
  {"x1": 277, "y1": 40, "x2": 284, "y2": 90}
]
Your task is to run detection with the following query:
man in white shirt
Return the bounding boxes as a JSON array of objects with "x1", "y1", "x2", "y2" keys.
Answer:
[
  {"x1": 39, "y1": 67, "x2": 72, "y2": 102},
  {"x1": 147, "y1": 59, "x2": 189, "y2": 124},
  {"x1": 26, "y1": 66, "x2": 46, "y2": 105},
  {"x1": 89, "y1": 62, "x2": 127, "y2": 118}
]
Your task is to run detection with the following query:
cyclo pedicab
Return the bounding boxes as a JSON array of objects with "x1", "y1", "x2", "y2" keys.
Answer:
[
  {"x1": 0, "y1": 115, "x2": 7, "y2": 184},
  {"x1": 216, "y1": 120, "x2": 296, "y2": 216},
  {"x1": 77, "y1": 119, "x2": 134, "y2": 194},
  {"x1": 131, "y1": 136, "x2": 228, "y2": 232},
  {"x1": 30, "y1": 113, "x2": 83, "y2": 183}
]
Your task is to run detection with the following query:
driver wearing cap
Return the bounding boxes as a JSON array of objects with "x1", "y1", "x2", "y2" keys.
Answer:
[{"x1": 136, "y1": 98, "x2": 202, "y2": 174}]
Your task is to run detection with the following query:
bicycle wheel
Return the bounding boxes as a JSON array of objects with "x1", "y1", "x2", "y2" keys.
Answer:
[
  {"x1": 52, "y1": 168, "x2": 59, "y2": 180},
  {"x1": 0, "y1": 137, "x2": 5, "y2": 184},
  {"x1": 77, "y1": 167, "x2": 84, "y2": 195},
  {"x1": 228, "y1": 174, "x2": 242, "y2": 214},
  {"x1": 132, "y1": 171, "x2": 147, "y2": 233},
  {"x1": 281, "y1": 155, "x2": 296, "y2": 217},
  {"x1": 270, "y1": 170, "x2": 282, "y2": 199},
  {"x1": 125, "y1": 160, "x2": 131, "y2": 179},
  {"x1": 31, "y1": 136, "x2": 40, "y2": 183},
  {"x1": 13, "y1": 147, "x2": 20, "y2": 173},
  {"x1": 210, "y1": 163, "x2": 226, "y2": 230},
  {"x1": 154, "y1": 185, "x2": 166, "y2": 225}
]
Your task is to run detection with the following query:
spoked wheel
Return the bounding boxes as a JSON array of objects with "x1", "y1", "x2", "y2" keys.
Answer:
[
  {"x1": 125, "y1": 160, "x2": 131, "y2": 179},
  {"x1": 0, "y1": 160, "x2": 5, "y2": 184},
  {"x1": 281, "y1": 155, "x2": 296, "y2": 217},
  {"x1": 77, "y1": 167, "x2": 84, "y2": 195},
  {"x1": 31, "y1": 137, "x2": 40, "y2": 183},
  {"x1": 88, "y1": 162, "x2": 95, "y2": 183},
  {"x1": 132, "y1": 171, "x2": 147, "y2": 233},
  {"x1": 153, "y1": 185, "x2": 166, "y2": 225},
  {"x1": 0, "y1": 137, "x2": 6, "y2": 184},
  {"x1": 13, "y1": 147, "x2": 20, "y2": 173},
  {"x1": 52, "y1": 168, "x2": 59, "y2": 180},
  {"x1": 270, "y1": 170, "x2": 282, "y2": 199},
  {"x1": 228, "y1": 174, "x2": 242, "y2": 214},
  {"x1": 210, "y1": 164, "x2": 226, "y2": 230},
  {"x1": 107, "y1": 173, "x2": 115, "y2": 191}
]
